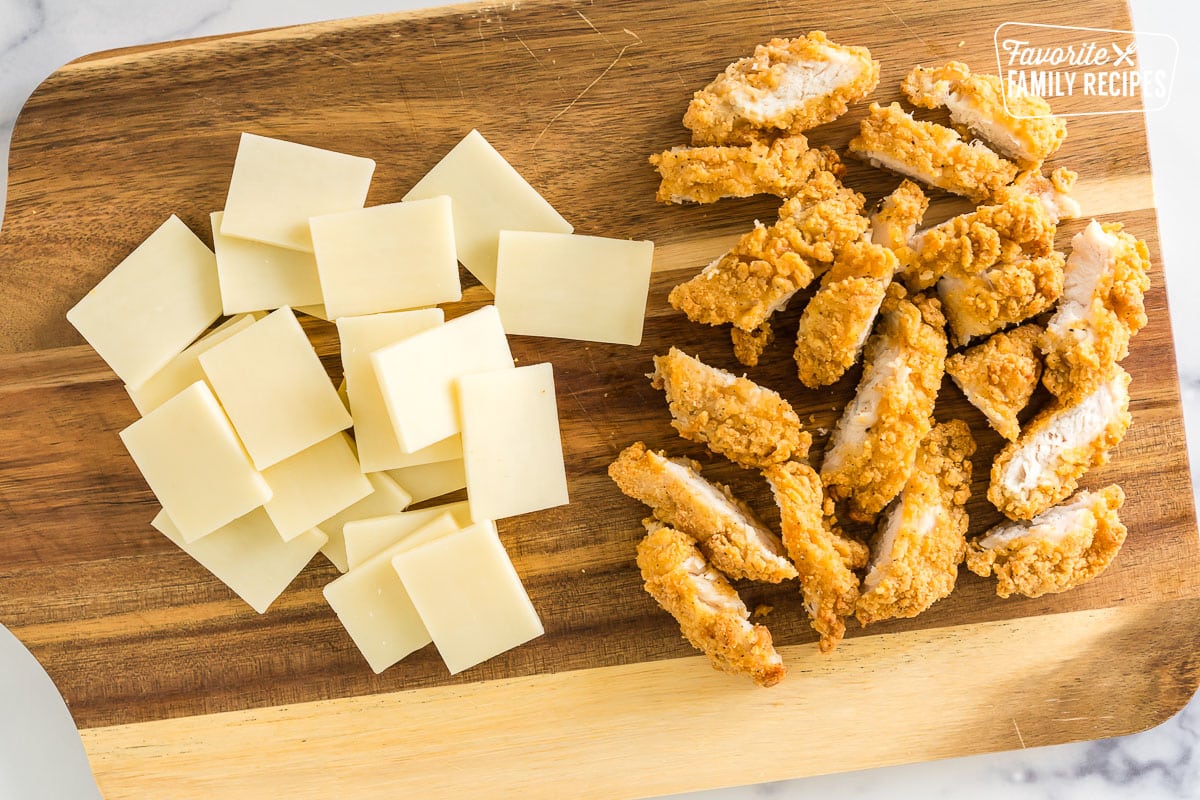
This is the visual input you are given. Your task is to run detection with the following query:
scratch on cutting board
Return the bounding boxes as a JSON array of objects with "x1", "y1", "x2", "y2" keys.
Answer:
[
  {"x1": 575, "y1": 9, "x2": 619, "y2": 53},
  {"x1": 531, "y1": 27, "x2": 643, "y2": 150},
  {"x1": 1012, "y1": 718, "x2": 1026, "y2": 749},
  {"x1": 881, "y1": 2, "x2": 937, "y2": 57},
  {"x1": 514, "y1": 33, "x2": 545, "y2": 67}
]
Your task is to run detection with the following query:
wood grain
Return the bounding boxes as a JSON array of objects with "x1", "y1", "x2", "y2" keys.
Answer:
[{"x1": 0, "y1": 0, "x2": 1197, "y2": 794}]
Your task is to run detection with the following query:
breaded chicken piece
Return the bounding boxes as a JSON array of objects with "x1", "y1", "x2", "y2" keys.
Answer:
[
  {"x1": 855, "y1": 420, "x2": 976, "y2": 625},
  {"x1": 902, "y1": 192, "x2": 1055, "y2": 292},
  {"x1": 820, "y1": 285, "x2": 948, "y2": 521},
  {"x1": 637, "y1": 520, "x2": 786, "y2": 687},
  {"x1": 649, "y1": 136, "x2": 843, "y2": 204},
  {"x1": 945, "y1": 324, "x2": 1043, "y2": 441},
  {"x1": 999, "y1": 167, "x2": 1081, "y2": 224},
  {"x1": 1041, "y1": 220, "x2": 1151, "y2": 404},
  {"x1": 869, "y1": 179, "x2": 929, "y2": 254},
  {"x1": 794, "y1": 239, "x2": 898, "y2": 388},
  {"x1": 730, "y1": 322, "x2": 773, "y2": 367},
  {"x1": 683, "y1": 32, "x2": 880, "y2": 146},
  {"x1": 668, "y1": 189, "x2": 869, "y2": 333},
  {"x1": 849, "y1": 103, "x2": 1019, "y2": 202},
  {"x1": 650, "y1": 347, "x2": 811, "y2": 468},
  {"x1": 609, "y1": 442, "x2": 797, "y2": 582},
  {"x1": 764, "y1": 461, "x2": 867, "y2": 652},
  {"x1": 966, "y1": 485, "x2": 1126, "y2": 598},
  {"x1": 937, "y1": 252, "x2": 1064, "y2": 346},
  {"x1": 901, "y1": 61, "x2": 1067, "y2": 168},
  {"x1": 989, "y1": 367, "x2": 1132, "y2": 520}
]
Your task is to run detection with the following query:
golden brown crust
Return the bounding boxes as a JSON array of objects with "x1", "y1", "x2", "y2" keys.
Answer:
[
  {"x1": 937, "y1": 253, "x2": 1064, "y2": 347},
  {"x1": 608, "y1": 442, "x2": 797, "y2": 582},
  {"x1": 650, "y1": 347, "x2": 811, "y2": 468},
  {"x1": 945, "y1": 324, "x2": 1043, "y2": 441},
  {"x1": 855, "y1": 420, "x2": 976, "y2": 625},
  {"x1": 649, "y1": 135, "x2": 843, "y2": 204},
  {"x1": 637, "y1": 521, "x2": 786, "y2": 687},
  {"x1": 870, "y1": 179, "x2": 929, "y2": 254},
  {"x1": 730, "y1": 322, "x2": 773, "y2": 367},
  {"x1": 966, "y1": 485, "x2": 1126, "y2": 598},
  {"x1": 684, "y1": 32, "x2": 880, "y2": 146},
  {"x1": 848, "y1": 102, "x2": 1019, "y2": 202}
]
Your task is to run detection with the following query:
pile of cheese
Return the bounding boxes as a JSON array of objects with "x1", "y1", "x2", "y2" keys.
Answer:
[{"x1": 66, "y1": 130, "x2": 655, "y2": 676}]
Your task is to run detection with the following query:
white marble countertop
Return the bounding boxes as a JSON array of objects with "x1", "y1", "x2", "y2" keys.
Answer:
[{"x1": 1, "y1": 0, "x2": 1198, "y2": 798}]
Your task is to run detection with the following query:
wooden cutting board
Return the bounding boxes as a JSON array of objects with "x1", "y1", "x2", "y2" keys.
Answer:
[{"x1": 1, "y1": 0, "x2": 1197, "y2": 797}]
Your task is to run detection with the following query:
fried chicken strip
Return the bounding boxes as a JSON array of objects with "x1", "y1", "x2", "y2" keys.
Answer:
[
  {"x1": 820, "y1": 285, "x2": 948, "y2": 521},
  {"x1": 937, "y1": 252, "x2": 1064, "y2": 346},
  {"x1": 966, "y1": 485, "x2": 1126, "y2": 598},
  {"x1": 1000, "y1": 167, "x2": 1081, "y2": 224},
  {"x1": 1041, "y1": 220, "x2": 1151, "y2": 404},
  {"x1": 730, "y1": 322, "x2": 774, "y2": 367},
  {"x1": 684, "y1": 32, "x2": 880, "y2": 146},
  {"x1": 856, "y1": 420, "x2": 976, "y2": 626},
  {"x1": 869, "y1": 179, "x2": 929, "y2": 254},
  {"x1": 609, "y1": 442, "x2": 797, "y2": 582},
  {"x1": 794, "y1": 239, "x2": 898, "y2": 388},
  {"x1": 637, "y1": 520, "x2": 786, "y2": 687},
  {"x1": 849, "y1": 102, "x2": 1019, "y2": 202},
  {"x1": 901, "y1": 61, "x2": 1067, "y2": 168},
  {"x1": 764, "y1": 461, "x2": 867, "y2": 652},
  {"x1": 989, "y1": 367, "x2": 1132, "y2": 520},
  {"x1": 945, "y1": 324, "x2": 1043, "y2": 441},
  {"x1": 650, "y1": 347, "x2": 810, "y2": 468},
  {"x1": 650, "y1": 135, "x2": 843, "y2": 204}
]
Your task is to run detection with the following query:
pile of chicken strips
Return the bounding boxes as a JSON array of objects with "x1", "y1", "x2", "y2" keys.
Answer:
[{"x1": 609, "y1": 33, "x2": 1150, "y2": 687}]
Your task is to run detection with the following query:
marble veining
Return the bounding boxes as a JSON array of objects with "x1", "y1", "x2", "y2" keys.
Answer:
[{"x1": 0, "y1": 0, "x2": 1197, "y2": 798}]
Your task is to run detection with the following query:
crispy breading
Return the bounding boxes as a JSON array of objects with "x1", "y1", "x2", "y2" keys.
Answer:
[
  {"x1": 901, "y1": 61, "x2": 1067, "y2": 168},
  {"x1": 855, "y1": 420, "x2": 976, "y2": 626},
  {"x1": 764, "y1": 461, "x2": 867, "y2": 652},
  {"x1": 945, "y1": 324, "x2": 1044, "y2": 441},
  {"x1": 730, "y1": 322, "x2": 774, "y2": 367},
  {"x1": 820, "y1": 285, "x2": 948, "y2": 521},
  {"x1": 683, "y1": 32, "x2": 880, "y2": 146},
  {"x1": 1041, "y1": 220, "x2": 1151, "y2": 404},
  {"x1": 794, "y1": 239, "x2": 897, "y2": 388},
  {"x1": 650, "y1": 347, "x2": 811, "y2": 468},
  {"x1": 966, "y1": 485, "x2": 1126, "y2": 598},
  {"x1": 649, "y1": 136, "x2": 843, "y2": 204},
  {"x1": 989, "y1": 367, "x2": 1131, "y2": 520},
  {"x1": 998, "y1": 167, "x2": 1081, "y2": 224},
  {"x1": 849, "y1": 102, "x2": 1019, "y2": 202},
  {"x1": 637, "y1": 521, "x2": 786, "y2": 687},
  {"x1": 937, "y1": 252, "x2": 1064, "y2": 346},
  {"x1": 668, "y1": 189, "x2": 869, "y2": 333},
  {"x1": 608, "y1": 442, "x2": 797, "y2": 582},
  {"x1": 869, "y1": 179, "x2": 929, "y2": 254}
]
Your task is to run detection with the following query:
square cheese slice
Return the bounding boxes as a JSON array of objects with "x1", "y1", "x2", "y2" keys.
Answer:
[
  {"x1": 126, "y1": 313, "x2": 259, "y2": 415},
  {"x1": 261, "y1": 433, "x2": 373, "y2": 541},
  {"x1": 323, "y1": 513, "x2": 461, "y2": 674},
  {"x1": 391, "y1": 520, "x2": 544, "y2": 675},
  {"x1": 343, "y1": 501, "x2": 472, "y2": 571},
  {"x1": 316, "y1": 471, "x2": 412, "y2": 573},
  {"x1": 220, "y1": 132, "x2": 375, "y2": 252},
  {"x1": 458, "y1": 363, "x2": 568, "y2": 521},
  {"x1": 386, "y1": 459, "x2": 467, "y2": 505},
  {"x1": 210, "y1": 211, "x2": 324, "y2": 314},
  {"x1": 310, "y1": 197, "x2": 461, "y2": 319},
  {"x1": 495, "y1": 231, "x2": 654, "y2": 345},
  {"x1": 199, "y1": 307, "x2": 352, "y2": 469},
  {"x1": 120, "y1": 382, "x2": 271, "y2": 542},
  {"x1": 66, "y1": 215, "x2": 222, "y2": 388},
  {"x1": 152, "y1": 508, "x2": 327, "y2": 614},
  {"x1": 336, "y1": 309, "x2": 446, "y2": 472},
  {"x1": 402, "y1": 129, "x2": 572, "y2": 292},
  {"x1": 371, "y1": 305, "x2": 514, "y2": 454}
]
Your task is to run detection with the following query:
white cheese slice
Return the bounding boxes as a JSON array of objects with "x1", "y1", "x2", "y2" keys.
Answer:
[
  {"x1": 199, "y1": 307, "x2": 352, "y2": 469},
  {"x1": 335, "y1": 309, "x2": 446, "y2": 472},
  {"x1": 295, "y1": 304, "x2": 332, "y2": 321},
  {"x1": 342, "y1": 501, "x2": 473, "y2": 571},
  {"x1": 402, "y1": 129, "x2": 572, "y2": 292},
  {"x1": 66, "y1": 215, "x2": 222, "y2": 388},
  {"x1": 458, "y1": 363, "x2": 568, "y2": 521},
  {"x1": 261, "y1": 433, "x2": 373, "y2": 541},
  {"x1": 495, "y1": 231, "x2": 654, "y2": 345},
  {"x1": 391, "y1": 520, "x2": 544, "y2": 675},
  {"x1": 209, "y1": 211, "x2": 324, "y2": 314},
  {"x1": 322, "y1": 513, "x2": 461, "y2": 673},
  {"x1": 310, "y1": 197, "x2": 461, "y2": 319},
  {"x1": 220, "y1": 132, "x2": 375, "y2": 252},
  {"x1": 315, "y1": 471, "x2": 412, "y2": 573},
  {"x1": 386, "y1": 459, "x2": 467, "y2": 505},
  {"x1": 152, "y1": 508, "x2": 326, "y2": 614},
  {"x1": 119, "y1": 382, "x2": 271, "y2": 542},
  {"x1": 371, "y1": 305, "x2": 514, "y2": 454}
]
